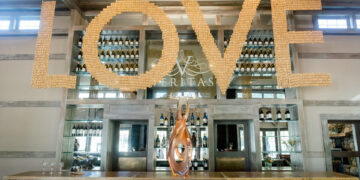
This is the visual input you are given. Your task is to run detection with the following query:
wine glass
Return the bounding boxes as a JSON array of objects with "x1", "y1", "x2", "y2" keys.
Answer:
[
  {"x1": 42, "y1": 162, "x2": 48, "y2": 175},
  {"x1": 50, "y1": 162, "x2": 55, "y2": 175},
  {"x1": 58, "y1": 162, "x2": 64, "y2": 175}
]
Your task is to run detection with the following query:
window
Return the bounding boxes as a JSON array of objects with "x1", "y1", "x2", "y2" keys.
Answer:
[
  {"x1": 264, "y1": 93, "x2": 275, "y2": 99},
  {"x1": 0, "y1": 18, "x2": 10, "y2": 30},
  {"x1": 318, "y1": 17, "x2": 348, "y2": 29},
  {"x1": 357, "y1": 19, "x2": 360, "y2": 29},
  {"x1": 19, "y1": 18, "x2": 40, "y2": 30},
  {"x1": 119, "y1": 129, "x2": 130, "y2": 152}
]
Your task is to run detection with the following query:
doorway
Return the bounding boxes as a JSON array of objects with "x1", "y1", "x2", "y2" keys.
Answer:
[
  {"x1": 327, "y1": 120, "x2": 360, "y2": 177},
  {"x1": 112, "y1": 120, "x2": 148, "y2": 171},
  {"x1": 214, "y1": 120, "x2": 250, "y2": 171}
]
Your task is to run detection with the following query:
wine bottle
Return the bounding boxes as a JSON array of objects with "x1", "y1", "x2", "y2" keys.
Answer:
[
  {"x1": 130, "y1": 38, "x2": 134, "y2": 45},
  {"x1": 120, "y1": 63, "x2": 125, "y2": 73},
  {"x1": 246, "y1": 62, "x2": 250, "y2": 72},
  {"x1": 126, "y1": 49, "x2": 130, "y2": 59},
  {"x1": 194, "y1": 158, "x2": 198, "y2": 170},
  {"x1": 134, "y1": 62, "x2": 139, "y2": 73},
  {"x1": 121, "y1": 49, "x2": 126, "y2": 59},
  {"x1": 253, "y1": 49, "x2": 258, "y2": 58},
  {"x1": 156, "y1": 135, "x2": 160, "y2": 147},
  {"x1": 98, "y1": 37, "x2": 102, "y2": 46},
  {"x1": 249, "y1": 48, "x2": 254, "y2": 58},
  {"x1": 125, "y1": 62, "x2": 129, "y2": 72},
  {"x1": 266, "y1": 109, "x2": 272, "y2": 120},
  {"x1": 248, "y1": 37, "x2": 253, "y2": 45},
  {"x1": 161, "y1": 136, "x2": 166, "y2": 148},
  {"x1": 277, "y1": 109, "x2": 282, "y2": 120},
  {"x1": 191, "y1": 132, "x2": 196, "y2": 147},
  {"x1": 191, "y1": 113, "x2": 195, "y2": 126},
  {"x1": 203, "y1": 158, "x2": 209, "y2": 170},
  {"x1": 130, "y1": 49, "x2": 135, "y2": 59},
  {"x1": 224, "y1": 37, "x2": 228, "y2": 46},
  {"x1": 160, "y1": 113, "x2": 164, "y2": 126},
  {"x1": 203, "y1": 134, "x2": 208, "y2": 147},
  {"x1": 267, "y1": 48, "x2": 273, "y2": 58},
  {"x1": 103, "y1": 38, "x2": 108, "y2": 46},
  {"x1": 100, "y1": 50, "x2": 105, "y2": 59},
  {"x1": 111, "y1": 49, "x2": 116, "y2": 59},
  {"x1": 106, "y1": 50, "x2": 111, "y2": 59},
  {"x1": 88, "y1": 124, "x2": 93, "y2": 137},
  {"x1": 261, "y1": 63, "x2": 267, "y2": 72},
  {"x1": 108, "y1": 37, "x2": 113, "y2": 45},
  {"x1": 264, "y1": 37, "x2": 269, "y2": 46},
  {"x1": 76, "y1": 62, "x2": 82, "y2": 72},
  {"x1": 266, "y1": 63, "x2": 271, "y2": 73},
  {"x1": 240, "y1": 63, "x2": 245, "y2": 72},
  {"x1": 71, "y1": 125, "x2": 76, "y2": 136},
  {"x1": 75, "y1": 124, "x2": 80, "y2": 136},
  {"x1": 125, "y1": 38, "x2": 129, "y2": 45},
  {"x1": 240, "y1": 49, "x2": 245, "y2": 58},
  {"x1": 96, "y1": 124, "x2": 101, "y2": 136},
  {"x1": 114, "y1": 37, "x2": 119, "y2": 45},
  {"x1": 116, "y1": 49, "x2": 121, "y2": 59},
  {"x1": 262, "y1": 48, "x2": 267, "y2": 58},
  {"x1": 258, "y1": 37, "x2": 263, "y2": 46},
  {"x1": 78, "y1": 36, "x2": 82, "y2": 46},
  {"x1": 244, "y1": 48, "x2": 249, "y2": 58},
  {"x1": 259, "y1": 109, "x2": 265, "y2": 121},
  {"x1": 99, "y1": 124, "x2": 103, "y2": 137},
  {"x1": 129, "y1": 62, "x2": 134, "y2": 73},
  {"x1": 164, "y1": 115, "x2": 168, "y2": 126},
  {"x1": 271, "y1": 63, "x2": 276, "y2": 72},
  {"x1": 253, "y1": 37, "x2": 258, "y2": 45},
  {"x1": 108, "y1": 63, "x2": 114, "y2": 72},
  {"x1": 170, "y1": 113, "x2": 174, "y2": 126},
  {"x1": 135, "y1": 49, "x2": 139, "y2": 59},
  {"x1": 77, "y1": 50, "x2": 83, "y2": 60},
  {"x1": 82, "y1": 64, "x2": 87, "y2": 72},
  {"x1": 135, "y1": 38, "x2": 139, "y2": 45},
  {"x1": 114, "y1": 63, "x2": 120, "y2": 72},
  {"x1": 235, "y1": 63, "x2": 240, "y2": 72},
  {"x1": 256, "y1": 63, "x2": 261, "y2": 73},
  {"x1": 250, "y1": 63, "x2": 255, "y2": 72},
  {"x1": 79, "y1": 124, "x2": 84, "y2": 136},
  {"x1": 269, "y1": 37, "x2": 274, "y2": 45},
  {"x1": 119, "y1": 37, "x2": 123, "y2": 45},
  {"x1": 203, "y1": 112, "x2": 208, "y2": 126},
  {"x1": 196, "y1": 114, "x2": 200, "y2": 126},
  {"x1": 285, "y1": 109, "x2": 291, "y2": 120},
  {"x1": 83, "y1": 124, "x2": 88, "y2": 136}
]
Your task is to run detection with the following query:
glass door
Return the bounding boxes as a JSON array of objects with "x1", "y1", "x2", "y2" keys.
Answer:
[
  {"x1": 112, "y1": 120, "x2": 148, "y2": 171},
  {"x1": 328, "y1": 121, "x2": 360, "y2": 177},
  {"x1": 214, "y1": 121, "x2": 250, "y2": 171}
]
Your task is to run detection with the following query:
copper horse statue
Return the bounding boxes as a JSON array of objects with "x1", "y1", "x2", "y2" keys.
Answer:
[{"x1": 168, "y1": 102, "x2": 193, "y2": 177}]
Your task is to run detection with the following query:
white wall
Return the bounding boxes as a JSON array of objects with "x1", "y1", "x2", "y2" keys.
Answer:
[
  {"x1": 0, "y1": 16, "x2": 69, "y2": 179},
  {"x1": 298, "y1": 35, "x2": 360, "y2": 172}
]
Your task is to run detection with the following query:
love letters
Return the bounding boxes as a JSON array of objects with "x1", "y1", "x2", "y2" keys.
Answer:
[{"x1": 31, "y1": 0, "x2": 331, "y2": 93}]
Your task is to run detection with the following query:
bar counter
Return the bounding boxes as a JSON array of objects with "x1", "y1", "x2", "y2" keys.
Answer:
[{"x1": 3, "y1": 171, "x2": 357, "y2": 180}]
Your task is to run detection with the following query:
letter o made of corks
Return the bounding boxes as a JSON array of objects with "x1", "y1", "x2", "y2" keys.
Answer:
[{"x1": 82, "y1": 0, "x2": 179, "y2": 92}]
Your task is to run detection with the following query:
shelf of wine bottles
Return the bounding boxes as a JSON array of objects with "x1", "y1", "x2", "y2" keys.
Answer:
[
  {"x1": 259, "y1": 105, "x2": 298, "y2": 122},
  {"x1": 154, "y1": 108, "x2": 209, "y2": 171},
  {"x1": 61, "y1": 106, "x2": 104, "y2": 169},
  {"x1": 72, "y1": 30, "x2": 140, "y2": 77}
]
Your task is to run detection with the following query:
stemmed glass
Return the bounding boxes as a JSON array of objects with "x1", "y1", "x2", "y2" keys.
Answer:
[
  {"x1": 59, "y1": 162, "x2": 64, "y2": 175},
  {"x1": 41, "y1": 162, "x2": 48, "y2": 175},
  {"x1": 50, "y1": 162, "x2": 55, "y2": 175}
]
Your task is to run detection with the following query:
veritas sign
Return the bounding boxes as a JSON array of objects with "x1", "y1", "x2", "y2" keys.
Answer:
[{"x1": 31, "y1": 0, "x2": 331, "y2": 93}]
